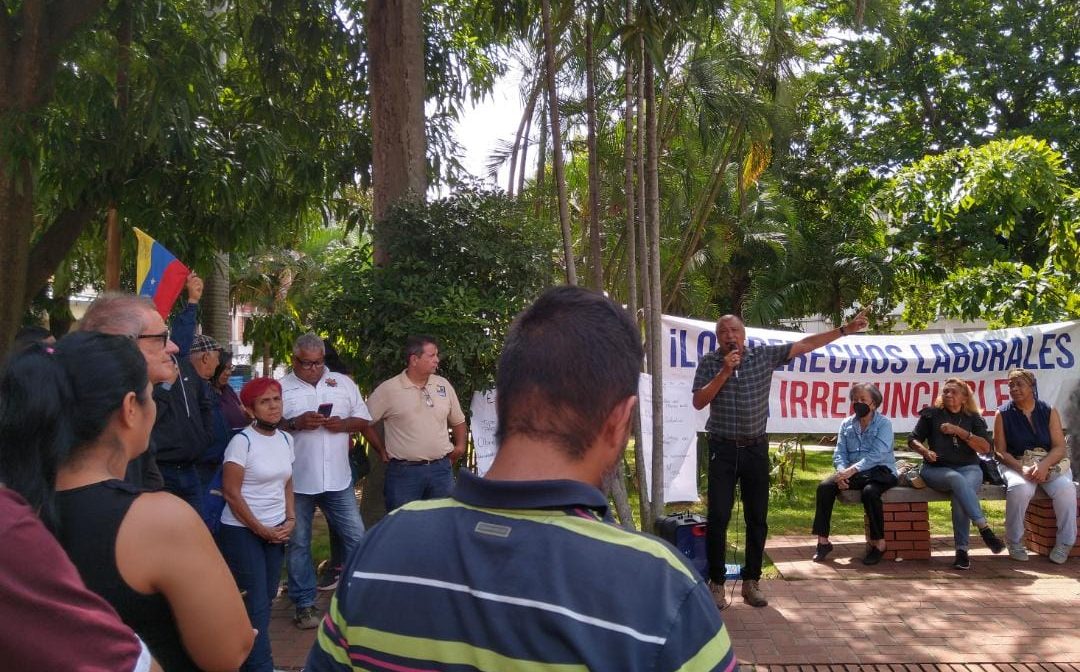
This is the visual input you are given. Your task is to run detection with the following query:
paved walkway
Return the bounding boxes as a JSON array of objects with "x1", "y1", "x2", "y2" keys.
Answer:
[{"x1": 268, "y1": 534, "x2": 1080, "y2": 670}]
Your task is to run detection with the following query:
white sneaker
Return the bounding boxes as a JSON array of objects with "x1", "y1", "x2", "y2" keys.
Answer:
[
  {"x1": 1049, "y1": 544, "x2": 1071, "y2": 565},
  {"x1": 1008, "y1": 544, "x2": 1029, "y2": 561}
]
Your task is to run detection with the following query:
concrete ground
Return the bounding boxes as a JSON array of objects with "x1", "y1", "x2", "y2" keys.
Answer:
[{"x1": 268, "y1": 533, "x2": 1080, "y2": 670}]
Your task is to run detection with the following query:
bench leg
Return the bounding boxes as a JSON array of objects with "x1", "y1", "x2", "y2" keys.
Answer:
[
  {"x1": 1024, "y1": 495, "x2": 1080, "y2": 557},
  {"x1": 865, "y1": 502, "x2": 930, "y2": 561}
]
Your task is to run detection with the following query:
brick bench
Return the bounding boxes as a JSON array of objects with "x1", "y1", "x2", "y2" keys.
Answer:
[
  {"x1": 839, "y1": 483, "x2": 1080, "y2": 561},
  {"x1": 838, "y1": 485, "x2": 1004, "y2": 560},
  {"x1": 1024, "y1": 489, "x2": 1080, "y2": 558}
]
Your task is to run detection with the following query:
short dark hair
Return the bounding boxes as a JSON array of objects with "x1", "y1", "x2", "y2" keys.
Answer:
[
  {"x1": 405, "y1": 335, "x2": 438, "y2": 363},
  {"x1": 0, "y1": 331, "x2": 149, "y2": 531},
  {"x1": 496, "y1": 286, "x2": 642, "y2": 459}
]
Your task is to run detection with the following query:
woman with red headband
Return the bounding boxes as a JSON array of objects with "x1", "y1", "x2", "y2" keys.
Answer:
[{"x1": 217, "y1": 377, "x2": 296, "y2": 672}]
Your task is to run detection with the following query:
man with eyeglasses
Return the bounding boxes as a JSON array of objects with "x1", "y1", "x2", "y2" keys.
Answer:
[
  {"x1": 280, "y1": 332, "x2": 377, "y2": 630},
  {"x1": 367, "y1": 335, "x2": 467, "y2": 512},
  {"x1": 79, "y1": 278, "x2": 197, "y2": 491}
]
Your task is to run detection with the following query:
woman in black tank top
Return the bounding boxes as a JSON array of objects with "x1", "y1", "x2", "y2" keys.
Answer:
[{"x1": 0, "y1": 331, "x2": 253, "y2": 671}]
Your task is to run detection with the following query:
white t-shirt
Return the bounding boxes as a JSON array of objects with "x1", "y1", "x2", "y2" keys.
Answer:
[{"x1": 220, "y1": 427, "x2": 294, "y2": 528}]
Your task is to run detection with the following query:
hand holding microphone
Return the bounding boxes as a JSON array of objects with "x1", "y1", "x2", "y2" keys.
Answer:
[{"x1": 723, "y1": 342, "x2": 741, "y2": 379}]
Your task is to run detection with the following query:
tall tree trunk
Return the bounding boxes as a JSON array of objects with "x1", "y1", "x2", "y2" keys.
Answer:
[
  {"x1": 0, "y1": 160, "x2": 35, "y2": 355},
  {"x1": 262, "y1": 342, "x2": 272, "y2": 378},
  {"x1": 645, "y1": 55, "x2": 664, "y2": 533},
  {"x1": 367, "y1": 0, "x2": 426, "y2": 267},
  {"x1": 518, "y1": 110, "x2": 531, "y2": 196},
  {"x1": 0, "y1": 0, "x2": 109, "y2": 354},
  {"x1": 585, "y1": 10, "x2": 602, "y2": 291},
  {"x1": 540, "y1": 0, "x2": 577, "y2": 286},
  {"x1": 534, "y1": 98, "x2": 548, "y2": 217},
  {"x1": 634, "y1": 35, "x2": 651, "y2": 529},
  {"x1": 508, "y1": 85, "x2": 539, "y2": 197},
  {"x1": 618, "y1": 4, "x2": 641, "y2": 532},
  {"x1": 203, "y1": 250, "x2": 231, "y2": 346},
  {"x1": 105, "y1": 0, "x2": 132, "y2": 292}
]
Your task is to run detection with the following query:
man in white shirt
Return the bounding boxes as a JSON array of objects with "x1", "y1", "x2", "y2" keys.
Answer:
[
  {"x1": 280, "y1": 333, "x2": 375, "y2": 629},
  {"x1": 367, "y1": 335, "x2": 467, "y2": 511}
]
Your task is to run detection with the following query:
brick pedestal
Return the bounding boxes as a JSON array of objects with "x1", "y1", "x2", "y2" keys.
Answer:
[
  {"x1": 865, "y1": 501, "x2": 931, "y2": 560},
  {"x1": 1024, "y1": 494, "x2": 1080, "y2": 557}
]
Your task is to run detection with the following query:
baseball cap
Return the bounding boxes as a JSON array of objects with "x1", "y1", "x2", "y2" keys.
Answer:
[{"x1": 190, "y1": 334, "x2": 222, "y2": 353}]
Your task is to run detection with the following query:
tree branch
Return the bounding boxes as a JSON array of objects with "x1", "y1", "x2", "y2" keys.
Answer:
[
  {"x1": 23, "y1": 203, "x2": 97, "y2": 306},
  {"x1": 48, "y1": 0, "x2": 109, "y2": 50}
]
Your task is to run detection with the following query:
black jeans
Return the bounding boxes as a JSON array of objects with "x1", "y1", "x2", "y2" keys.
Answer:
[
  {"x1": 811, "y1": 465, "x2": 898, "y2": 541},
  {"x1": 706, "y1": 435, "x2": 770, "y2": 583}
]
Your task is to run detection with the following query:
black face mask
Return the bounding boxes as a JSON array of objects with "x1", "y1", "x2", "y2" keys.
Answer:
[{"x1": 853, "y1": 402, "x2": 872, "y2": 418}]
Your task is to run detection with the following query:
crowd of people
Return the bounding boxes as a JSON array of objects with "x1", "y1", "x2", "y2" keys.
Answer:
[
  {"x1": 0, "y1": 283, "x2": 738, "y2": 671},
  {"x1": 692, "y1": 313, "x2": 1076, "y2": 610},
  {"x1": 0, "y1": 277, "x2": 1074, "y2": 671}
]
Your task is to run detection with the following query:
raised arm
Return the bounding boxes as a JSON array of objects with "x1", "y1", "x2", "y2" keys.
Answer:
[{"x1": 788, "y1": 310, "x2": 869, "y2": 360}]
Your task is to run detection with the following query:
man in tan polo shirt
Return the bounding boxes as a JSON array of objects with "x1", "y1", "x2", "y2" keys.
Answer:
[{"x1": 367, "y1": 335, "x2": 467, "y2": 511}]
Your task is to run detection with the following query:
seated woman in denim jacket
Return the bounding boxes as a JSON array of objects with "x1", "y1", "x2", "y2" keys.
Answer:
[
  {"x1": 993, "y1": 368, "x2": 1076, "y2": 564},
  {"x1": 908, "y1": 378, "x2": 1004, "y2": 570},
  {"x1": 811, "y1": 383, "x2": 897, "y2": 565}
]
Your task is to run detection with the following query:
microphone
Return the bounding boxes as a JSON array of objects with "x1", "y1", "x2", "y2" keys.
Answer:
[{"x1": 728, "y1": 342, "x2": 739, "y2": 379}]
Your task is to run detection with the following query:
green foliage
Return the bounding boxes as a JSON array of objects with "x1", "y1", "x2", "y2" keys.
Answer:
[
  {"x1": 882, "y1": 136, "x2": 1080, "y2": 328},
  {"x1": 310, "y1": 188, "x2": 558, "y2": 397}
]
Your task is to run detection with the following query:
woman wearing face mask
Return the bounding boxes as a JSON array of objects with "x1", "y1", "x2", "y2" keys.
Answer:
[
  {"x1": 811, "y1": 383, "x2": 897, "y2": 565},
  {"x1": 217, "y1": 377, "x2": 295, "y2": 672},
  {"x1": 909, "y1": 377, "x2": 1005, "y2": 570},
  {"x1": 993, "y1": 368, "x2": 1076, "y2": 564}
]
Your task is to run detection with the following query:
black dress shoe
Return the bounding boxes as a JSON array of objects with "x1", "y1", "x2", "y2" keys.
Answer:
[
  {"x1": 862, "y1": 546, "x2": 884, "y2": 565},
  {"x1": 812, "y1": 541, "x2": 834, "y2": 562}
]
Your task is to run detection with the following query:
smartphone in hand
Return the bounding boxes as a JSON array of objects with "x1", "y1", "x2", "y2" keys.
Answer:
[{"x1": 317, "y1": 403, "x2": 333, "y2": 418}]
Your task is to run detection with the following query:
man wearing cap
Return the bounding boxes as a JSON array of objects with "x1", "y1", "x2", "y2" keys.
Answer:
[
  {"x1": 367, "y1": 335, "x2": 467, "y2": 511},
  {"x1": 151, "y1": 327, "x2": 218, "y2": 516}
]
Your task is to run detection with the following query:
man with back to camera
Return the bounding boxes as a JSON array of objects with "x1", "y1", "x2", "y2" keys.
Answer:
[
  {"x1": 366, "y1": 335, "x2": 467, "y2": 511},
  {"x1": 692, "y1": 311, "x2": 867, "y2": 608},
  {"x1": 307, "y1": 286, "x2": 737, "y2": 672}
]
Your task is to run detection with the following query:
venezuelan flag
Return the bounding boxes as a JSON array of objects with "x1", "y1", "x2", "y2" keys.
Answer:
[{"x1": 134, "y1": 228, "x2": 190, "y2": 318}]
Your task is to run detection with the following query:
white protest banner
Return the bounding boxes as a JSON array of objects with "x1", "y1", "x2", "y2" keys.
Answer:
[
  {"x1": 663, "y1": 315, "x2": 1080, "y2": 434},
  {"x1": 470, "y1": 390, "x2": 499, "y2": 476},
  {"x1": 638, "y1": 373, "x2": 701, "y2": 503}
]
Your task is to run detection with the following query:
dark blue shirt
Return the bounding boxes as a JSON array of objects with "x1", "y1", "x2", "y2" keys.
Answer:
[
  {"x1": 997, "y1": 400, "x2": 1053, "y2": 460},
  {"x1": 307, "y1": 471, "x2": 738, "y2": 672}
]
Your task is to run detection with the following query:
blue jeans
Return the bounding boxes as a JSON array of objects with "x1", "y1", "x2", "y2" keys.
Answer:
[
  {"x1": 287, "y1": 487, "x2": 364, "y2": 609},
  {"x1": 384, "y1": 457, "x2": 453, "y2": 511},
  {"x1": 217, "y1": 523, "x2": 284, "y2": 672},
  {"x1": 920, "y1": 463, "x2": 986, "y2": 549},
  {"x1": 159, "y1": 461, "x2": 205, "y2": 519}
]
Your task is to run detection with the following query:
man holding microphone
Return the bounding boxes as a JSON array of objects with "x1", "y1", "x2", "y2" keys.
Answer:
[{"x1": 692, "y1": 311, "x2": 868, "y2": 608}]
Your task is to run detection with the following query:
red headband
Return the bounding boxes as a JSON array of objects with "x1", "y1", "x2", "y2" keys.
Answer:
[{"x1": 240, "y1": 377, "x2": 281, "y2": 408}]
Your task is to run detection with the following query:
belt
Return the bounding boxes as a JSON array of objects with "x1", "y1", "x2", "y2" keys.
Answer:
[
  {"x1": 390, "y1": 457, "x2": 448, "y2": 467},
  {"x1": 711, "y1": 434, "x2": 766, "y2": 448}
]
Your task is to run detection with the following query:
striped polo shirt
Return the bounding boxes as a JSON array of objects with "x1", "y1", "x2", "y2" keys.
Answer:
[{"x1": 306, "y1": 471, "x2": 738, "y2": 672}]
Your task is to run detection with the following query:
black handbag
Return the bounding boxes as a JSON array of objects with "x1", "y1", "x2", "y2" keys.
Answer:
[{"x1": 979, "y1": 455, "x2": 1005, "y2": 486}]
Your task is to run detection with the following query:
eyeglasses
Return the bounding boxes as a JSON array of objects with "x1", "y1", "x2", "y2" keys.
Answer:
[
  {"x1": 421, "y1": 388, "x2": 434, "y2": 408},
  {"x1": 136, "y1": 330, "x2": 170, "y2": 348},
  {"x1": 295, "y1": 358, "x2": 325, "y2": 370}
]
